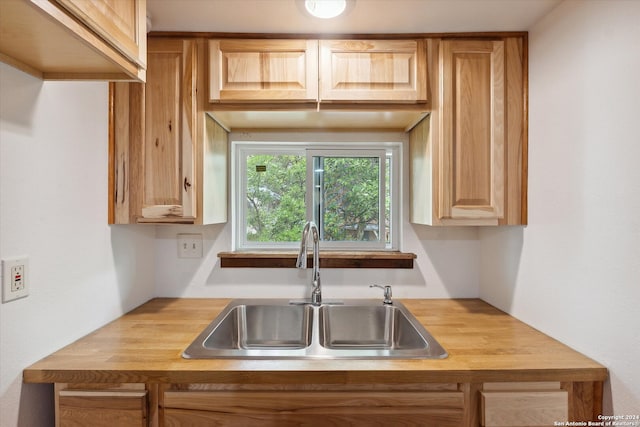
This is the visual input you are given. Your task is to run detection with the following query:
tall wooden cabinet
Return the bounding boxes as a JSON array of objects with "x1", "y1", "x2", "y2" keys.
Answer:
[
  {"x1": 110, "y1": 38, "x2": 227, "y2": 225},
  {"x1": 143, "y1": 39, "x2": 196, "y2": 221},
  {"x1": 410, "y1": 37, "x2": 526, "y2": 226},
  {"x1": 0, "y1": 0, "x2": 146, "y2": 81}
]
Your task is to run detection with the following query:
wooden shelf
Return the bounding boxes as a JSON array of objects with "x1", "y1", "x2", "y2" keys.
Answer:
[{"x1": 217, "y1": 251, "x2": 416, "y2": 269}]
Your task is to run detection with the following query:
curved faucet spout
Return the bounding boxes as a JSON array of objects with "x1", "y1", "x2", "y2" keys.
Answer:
[{"x1": 296, "y1": 221, "x2": 321, "y2": 306}]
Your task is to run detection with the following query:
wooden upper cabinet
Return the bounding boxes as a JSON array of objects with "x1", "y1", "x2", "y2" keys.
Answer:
[
  {"x1": 110, "y1": 38, "x2": 228, "y2": 225},
  {"x1": 56, "y1": 0, "x2": 146, "y2": 69},
  {"x1": 410, "y1": 37, "x2": 526, "y2": 226},
  {"x1": 319, "y1": 39, "x2": 427, "y2": 103},
  {"x1": 208, "y1": 38, "x2": 427, "y2": 105},
  {"x1": 142, "y1": 39, "x2": 196, "y2": 221},
  {"x1": 440, "y1": 39, "x2": 505, "y2": 222},
  {"x1": 0, "y1": 0, "x2": 146, "y2": 81},
  {"x1": 209, "y1": 39, "x2": 319, "y2": 102},
  {"x1": 110, "y1": 39, "x2": 197, "y2": 223}
]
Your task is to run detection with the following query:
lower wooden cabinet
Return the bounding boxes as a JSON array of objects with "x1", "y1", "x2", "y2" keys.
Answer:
[
  {"x1": 161, "y1": 388, "x2": 464, "y2": 426},
  {"x1": 53, "y1": 380, "x2": 602, "y2": 427},
  {"x1": 480, "y1": 382, "x2": 568, "y2": 427},
  {"x1": 56, "y1": 384, "x2": 148, "y2": 427}
]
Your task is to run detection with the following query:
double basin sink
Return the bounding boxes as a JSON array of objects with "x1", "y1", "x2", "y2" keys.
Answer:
[{"x1": 183, "y1": 299, "x2": 447, "y2": 359}]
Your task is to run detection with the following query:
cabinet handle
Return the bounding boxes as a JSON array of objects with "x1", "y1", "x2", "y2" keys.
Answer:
[
  {"x1": 184, "y1": 177, "x2": 192, "y2": 192},
  {"x1": 121, "y1": 158, "x2": 126, "y2": 204}
]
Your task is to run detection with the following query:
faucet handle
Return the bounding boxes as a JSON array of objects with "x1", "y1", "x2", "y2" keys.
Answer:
[{"x1": 370, "y1": 284, "x2": 393, "y2": 305}]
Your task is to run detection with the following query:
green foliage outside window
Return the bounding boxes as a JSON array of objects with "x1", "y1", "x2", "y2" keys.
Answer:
[
  {"x1": 246, "y1": 154, "x2": 306, "y2": 242},
  {"x1": 245, "y1": 154, "x2": 388, "y2": 244},
  {"x1": 318, "y1": 157, "x2": 381, "y2": 242}
]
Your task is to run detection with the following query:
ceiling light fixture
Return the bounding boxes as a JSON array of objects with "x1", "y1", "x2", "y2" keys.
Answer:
[{"x1": 305, "y1": 0, "x2": 347, "y2": 19}]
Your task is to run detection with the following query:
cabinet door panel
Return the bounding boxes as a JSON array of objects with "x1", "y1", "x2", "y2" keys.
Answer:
[
  {"x1": 320, "y1": 39, "x2": 427, "y2": 102},
  {"x1": 164, "y1": 410, "x2": 460, "y2": 427},
  {"x1": 163, "y1": 390, "x2": 463, "y2": 427},
  {"x1": 210, "y1": 39, "x2": 318, "y2": 102},
  {"x1": 141, "y1": 40, "x2": 196, "y2": 221},
  {"x1": 144, "y1": 52, "x2": 183, "y2": 215},
  {"x1": 441, "y1": 40, "x2": 505, "y2": 222},
  {"x1": 481, "y1": 390, "x2": 568, "y2": 426}
]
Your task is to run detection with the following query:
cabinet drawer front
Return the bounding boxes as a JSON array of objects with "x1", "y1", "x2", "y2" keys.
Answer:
[
  {"x1": 58, "y1": 390, "x2": 147, "y2": 427},
  {"x1": 320, "y1": 39, "x2": 427, "y2": 102},
  {"x1": 481, "y1": 390, "x2": 568, "y2": 427},
  {"x1": 164, "y1": 390, "x2": 463, "y2": 426}
]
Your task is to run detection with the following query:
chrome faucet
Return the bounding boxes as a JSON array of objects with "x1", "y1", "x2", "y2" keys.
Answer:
[{"x1": 296, "y1": 221, "x2": 321, "y2": 306}]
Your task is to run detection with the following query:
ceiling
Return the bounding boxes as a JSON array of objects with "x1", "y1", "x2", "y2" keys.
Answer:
[{"x1": 147, "y1": 0, "x2": 561, "y2": 34}]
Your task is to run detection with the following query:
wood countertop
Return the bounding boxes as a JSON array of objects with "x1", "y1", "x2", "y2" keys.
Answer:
[{"x1": 23, "y1": 298, "x2": 607, "y2": 385}]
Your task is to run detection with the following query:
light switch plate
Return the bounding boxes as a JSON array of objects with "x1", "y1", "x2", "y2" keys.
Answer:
[
  {"x1": 2, "y1": 257, "x2": 29, "y2": 303},
  {"x1": 177, "y1": 234, "x2": 203, "y2": 258}
]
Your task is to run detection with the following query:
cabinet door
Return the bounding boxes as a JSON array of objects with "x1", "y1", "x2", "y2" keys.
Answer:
[
  {"x1": 319, "y1": 39, "x2": 427, "y2": 103},
  {"x1": 55, "y1": 0, "x2": 146, "y2": 68},
  {"x1": 140, "y1": 39, "x2": 196, "y2": 222},
  {"x1": 481, "y1": 382, "x2": 568, "y2": 427},
  {"x1": 440, "y1": 39, "x2": 505, "y2": 223},
  {"x1": 209, "y1": 39, "x2": 318, "y2": 102}
]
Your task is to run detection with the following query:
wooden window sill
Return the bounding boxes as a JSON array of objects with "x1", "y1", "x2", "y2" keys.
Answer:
[{"x1": 217, "y1": 251, "x2": 416, "y2": 269}]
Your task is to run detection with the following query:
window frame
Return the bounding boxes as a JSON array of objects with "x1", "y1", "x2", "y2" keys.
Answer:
[{"x1": 232, "y1": 138, "x2": 402, "y2": 252}]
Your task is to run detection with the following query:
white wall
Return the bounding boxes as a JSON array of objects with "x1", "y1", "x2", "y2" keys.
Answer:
[
  {"x1": 0, "y1": 63, "x2": 157, "y2": 427},
  {"x1": 480, "y1": 0, "x2": 640, "y2": 414},
  {"x1": 154, "y1": 223, "x2": 480, "y2": 301},
  {"x1": 154, "y1": 131, "x2": 481, "y2": 300}
]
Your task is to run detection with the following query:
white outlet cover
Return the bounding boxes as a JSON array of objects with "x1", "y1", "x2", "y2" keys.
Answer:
[
  {"x1": 2, "y1": 257, "x2": 29, "y2": 303},
  {"x1": 177, "y1": 234, "x2": 203, "y2": 258}
]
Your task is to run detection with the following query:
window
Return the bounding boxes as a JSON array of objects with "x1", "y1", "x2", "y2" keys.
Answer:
[{"x1": 233, "y1": 139, "x2": 401, "y2": 251}]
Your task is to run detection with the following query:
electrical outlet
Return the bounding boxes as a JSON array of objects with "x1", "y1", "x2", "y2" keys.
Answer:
[
  {"x1": 177, "y1": 234, "x2": 203, "y2": 258},
  {"x1": 2, "y1": 257, "x2": 29, "y2": 303}
]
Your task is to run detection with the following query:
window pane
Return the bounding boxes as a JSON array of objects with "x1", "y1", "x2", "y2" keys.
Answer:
[
  {"x1": 314, "y1": 156, "x2": 382, "y2": 243},
  {"x1": 245, "y1": 154, "x2": 306, "y2": 242}
]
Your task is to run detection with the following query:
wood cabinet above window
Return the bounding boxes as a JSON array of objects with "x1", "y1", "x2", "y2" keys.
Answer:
[
  {"x1": 0, "y1": 0, "x2": 146, "y2": 81},
  {"x1": 319, "y1": 39, "x2": 427, "y2": 103},
  {"x1": 209, "y1": 39, "x2": 319, "y2": 103},
  {"x1": 208, "y1": 38, "x2": 427, "y2": 106}
]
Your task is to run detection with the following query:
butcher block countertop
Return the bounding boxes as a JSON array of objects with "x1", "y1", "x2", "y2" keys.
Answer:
[{"x1": 23, "y1": 298, "x2": 607, "y2": 385}]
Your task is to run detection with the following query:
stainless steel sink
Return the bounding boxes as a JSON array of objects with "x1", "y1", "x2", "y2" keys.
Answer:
[
  {"x1": 319, "y1": 304, "x2": 429, "y2": 350},
  {"x1": 183, "y1": 299, "x2": 447, "y2": 359}
]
